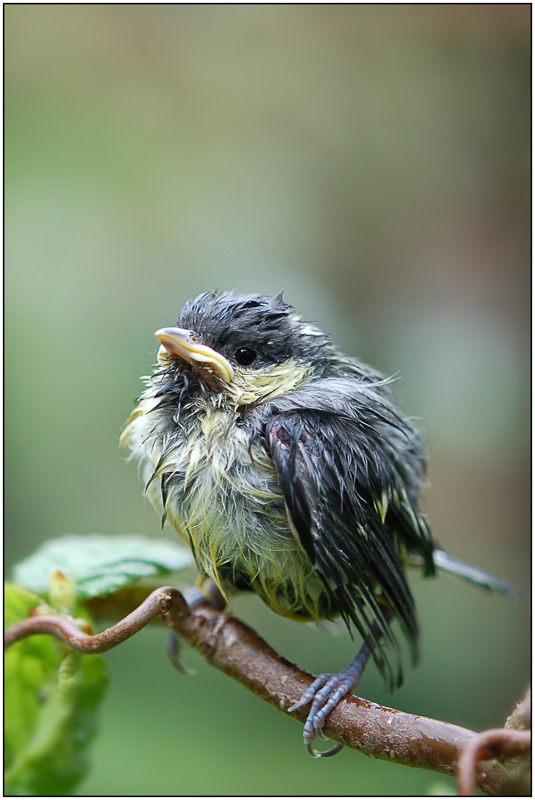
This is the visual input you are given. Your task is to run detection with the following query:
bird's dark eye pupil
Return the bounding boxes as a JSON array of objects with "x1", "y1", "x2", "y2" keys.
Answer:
[{"x1": 235, "y1": 347, "x2": 257, "y2": 367}]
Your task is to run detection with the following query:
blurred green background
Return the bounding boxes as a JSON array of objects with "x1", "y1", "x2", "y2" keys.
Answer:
[{"x1": 5, "y1": 5, "x2": 530, "y2": 796}]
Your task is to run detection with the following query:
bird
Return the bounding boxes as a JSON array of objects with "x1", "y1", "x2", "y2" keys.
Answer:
[{"x1": 121, "y1": 289, "x2": 516, "y2": 757}]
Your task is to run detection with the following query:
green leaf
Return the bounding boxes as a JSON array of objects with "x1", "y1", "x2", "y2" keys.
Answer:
[
  {"x1": 5, "y1": 583, "x2": 109, "y2": 796},
  {"x1": 13, "y1": 533, "x2": 194, "y2": 600},
  {"x1": 5, "y1": 584, "x2": 58, "y2": 763},
  {"x1": 4, "y1": 582, "x2": 44, "y2": 628}
]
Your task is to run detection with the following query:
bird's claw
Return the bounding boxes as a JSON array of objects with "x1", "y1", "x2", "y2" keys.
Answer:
[
  {"x1": 316, "y1": 725, "x2": 328, "y2": 740},
  {"x1": 291, "y1": 670, "x2": 361, "y2": 757},
  {"x1": 166, "y1": 631, "x2": 196, "y2": 675},
  {"x1": 306, "y1": 741, "x2": 345, "y2": 758}
]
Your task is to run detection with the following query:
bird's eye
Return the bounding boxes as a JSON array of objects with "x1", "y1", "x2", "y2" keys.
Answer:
[{"x1": 235, "y1": 347, "x2": 257, "y2": 367}]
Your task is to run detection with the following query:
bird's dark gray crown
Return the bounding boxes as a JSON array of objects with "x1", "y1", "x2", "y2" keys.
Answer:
[{"x1": 177, "y1": 290, "x2": 331, "y2": 368}]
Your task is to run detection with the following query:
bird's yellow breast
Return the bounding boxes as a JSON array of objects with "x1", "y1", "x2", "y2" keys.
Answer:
[{"x1": 123, "y1": 398, "x2": 332, "y2": 622}]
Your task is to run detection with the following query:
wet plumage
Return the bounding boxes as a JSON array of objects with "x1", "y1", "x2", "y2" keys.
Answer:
[{"x1": 122, "y1": 290, "x2": 516, "y2": 754}]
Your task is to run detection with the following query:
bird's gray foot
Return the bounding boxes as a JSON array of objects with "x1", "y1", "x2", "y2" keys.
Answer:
[
  {"x1": 289, "y1": 665, "x2": 363, "y2": 757},
  {"x1": 290, "y1": 611, "x2": 394, "y2": 756}
]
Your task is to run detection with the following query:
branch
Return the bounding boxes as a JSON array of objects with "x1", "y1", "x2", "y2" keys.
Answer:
[
  {"x1": 163, "y1": 601, "x2": 528, "y2": 794},
  {"x1": 5, "y1": 588, "x2": 528, "y2": 794},
  {"x1": 4, "y1": 587, "x2": 183, "y2": 654}
]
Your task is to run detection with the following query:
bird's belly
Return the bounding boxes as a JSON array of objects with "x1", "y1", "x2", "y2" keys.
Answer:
[{"x1": 164, "y1": 424, "x2": 333, "y2": 622}]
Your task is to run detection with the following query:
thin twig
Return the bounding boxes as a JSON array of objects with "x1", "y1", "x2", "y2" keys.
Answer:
[
  {"x1": 4, "y1": 587, "x2": 185, "y2": 654},
  {"x1": 457, "y1": 728, "x2": 531, "y2": 796}
]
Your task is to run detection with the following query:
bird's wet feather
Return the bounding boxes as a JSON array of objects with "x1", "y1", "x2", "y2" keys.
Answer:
[
  {"x1": 122, "y1": 290, "x2": 516, "y2": 753},
  {"x1": 122, "y1": 291, "x2": 436, "y2": 684}
]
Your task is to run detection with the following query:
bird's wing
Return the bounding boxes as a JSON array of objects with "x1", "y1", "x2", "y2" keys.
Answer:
[{"x1": 266, "y1": 402, "x2": 434, "y2": 690}]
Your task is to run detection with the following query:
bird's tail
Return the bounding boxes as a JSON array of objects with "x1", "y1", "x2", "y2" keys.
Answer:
[{"x1": 433, "y1": 550, "x2": 519, "y2": 599}]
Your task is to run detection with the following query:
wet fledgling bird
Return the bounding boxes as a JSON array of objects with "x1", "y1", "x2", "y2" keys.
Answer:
[{"x1": 122, "y1": 290, "x2": 516, "y2": 757}]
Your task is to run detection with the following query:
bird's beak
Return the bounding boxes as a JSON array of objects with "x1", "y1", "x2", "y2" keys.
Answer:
[{"x1": 155, "y1": 327, "x2": 234, "y2": 385}]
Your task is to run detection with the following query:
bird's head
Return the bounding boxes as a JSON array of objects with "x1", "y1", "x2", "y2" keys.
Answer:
[{"x1": 153, "y1": 290, "x2": 337, "y2": 409}]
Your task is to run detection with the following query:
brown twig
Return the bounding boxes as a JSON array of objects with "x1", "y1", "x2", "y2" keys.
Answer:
[
  {"x1": 4, "y1": 586, "x2": 185, "y2": 653},
  {"x1": 5, "y1": 588, "x2": 528, "y2": 794},
  {"x1": 457, "y1": 728, "x2": 531, "y2": 796},
  {"x1": 162, "y1": 601, "x2": 477, "y2": 774}
]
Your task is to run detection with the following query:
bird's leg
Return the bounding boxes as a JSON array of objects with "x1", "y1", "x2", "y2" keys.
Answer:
[
  {"x1": 182, "y1": 582, "x2": 227, "y2": 612},
  {"x1": 166, "y1": 582, "x2": 226, "y2": 673},
  {"x1": 166, "y1": 629, "x2": 195, "y2": 675},
  {"x1": 289, "y1": 610, "x2": 394, "y2": 758}
]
